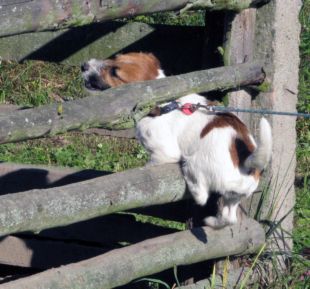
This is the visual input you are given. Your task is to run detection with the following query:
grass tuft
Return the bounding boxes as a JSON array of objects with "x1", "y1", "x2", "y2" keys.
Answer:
[
  {"x1": 0, "y1": 133, "x2": 148, "y2": 172},
  {"x1": 0, "y1": 60, "x2": 84, "y2": 106}
]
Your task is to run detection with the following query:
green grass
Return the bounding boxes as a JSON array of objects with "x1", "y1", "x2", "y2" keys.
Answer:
[
  {"x1": 0, "y1": 59, "x2": 148, "y2": 172},
  {"x1": 294, "y1": 0, "x2": 310, "y2": 270},
  {"x1": 0, "y1": 133, "x2": 148, "y2": 172},
  {"x1": 131, "y1": 10, "x2": 205, "y2": 26},
  {"x1": 296, "y1": 0, "x2": 310, "y2": 177},
  {"x1": 0, "y1": 60, "x2": 84, "y2": 106}
]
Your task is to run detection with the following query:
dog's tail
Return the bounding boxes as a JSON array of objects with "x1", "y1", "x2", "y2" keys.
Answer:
[{"x1": 244, "y1": 118, "x2": 272, "y2": 171}]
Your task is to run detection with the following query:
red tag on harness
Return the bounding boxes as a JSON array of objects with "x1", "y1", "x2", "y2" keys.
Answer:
[{"x1": 181, "y1": 103, "x2": 196, "y2": 115}]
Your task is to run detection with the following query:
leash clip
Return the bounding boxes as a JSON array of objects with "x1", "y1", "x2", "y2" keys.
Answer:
[{"x1": 180, "y1": 103, "x2": 199, "y2": 115}]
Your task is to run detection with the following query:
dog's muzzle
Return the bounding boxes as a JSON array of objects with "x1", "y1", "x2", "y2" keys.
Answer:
[{"x1": 81, "y1": 62, "x2": 109, "y2": 91}]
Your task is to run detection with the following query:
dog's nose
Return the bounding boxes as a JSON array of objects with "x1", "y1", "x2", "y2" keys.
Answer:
[{"x1": 81, "y1": 62, "x2": 90, "y2": 72}]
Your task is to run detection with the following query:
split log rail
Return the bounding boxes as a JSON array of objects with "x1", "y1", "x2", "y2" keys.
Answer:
[
  {"x1": 0, "y1": 62, "x2": 264, "y2": 144},
  {"x1": 0, "y1": 0, "x2": 268, "y2": 37}
]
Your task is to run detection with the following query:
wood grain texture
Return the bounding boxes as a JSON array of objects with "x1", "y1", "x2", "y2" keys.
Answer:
[
  {"x1": 0, "y1": 164, "x2": 186, "y2": 236},
  {"x1": 0, "y1": 62, "x2": 265, "y2": 144},
  {"x1": 0, "y1": 0, "x2": 268, "y2": 37},
  {"x1": 1, "y1": 218, "x2": 265, "y2": 289}
]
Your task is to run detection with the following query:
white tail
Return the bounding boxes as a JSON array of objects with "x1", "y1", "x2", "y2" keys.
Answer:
[{"x1": 244, "y1": 118, "x2": 272, "y2": 171}]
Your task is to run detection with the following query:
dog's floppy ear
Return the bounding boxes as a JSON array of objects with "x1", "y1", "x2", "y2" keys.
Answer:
[
  {"x1": 108, "y1": 65, "x2": 128, "y2": 84},
  {"x1": 99, "y1": 52, "x2": 162, "y2": 87},
  {"x1": 99, "y1": 61, "x2": 127, "y2": 87}
]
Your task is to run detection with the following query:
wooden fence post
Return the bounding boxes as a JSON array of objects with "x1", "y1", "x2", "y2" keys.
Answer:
[{"x1": 224, "y1": 0, "x2": 302, "y2": 255}]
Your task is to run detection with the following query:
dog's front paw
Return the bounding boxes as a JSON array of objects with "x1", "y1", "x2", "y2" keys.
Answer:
[{"x1": 204, "y1": 216, "x2": 228, "y2": 229}]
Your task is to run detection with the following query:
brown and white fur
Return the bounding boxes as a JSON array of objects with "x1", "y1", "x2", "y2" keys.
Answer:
[{"x1": 81, "y1": 52, "x2": 272, "y2": 228}]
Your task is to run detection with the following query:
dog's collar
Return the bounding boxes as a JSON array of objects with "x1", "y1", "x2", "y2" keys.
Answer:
[
  {"x1": 160, "y1": 101, "x2": 180, "y2": 114},
  {"x1": 148, "y1": 101, "x2": 199, "y2": 117}
]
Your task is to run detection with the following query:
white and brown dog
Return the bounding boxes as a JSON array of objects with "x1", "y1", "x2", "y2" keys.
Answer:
[{"x1": 81, "y1": 52, "x2": 272, "y2": 228}]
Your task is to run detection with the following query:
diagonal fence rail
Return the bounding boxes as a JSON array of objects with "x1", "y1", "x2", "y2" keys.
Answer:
[
  {"x1": 0, "y1": 0, "x2": 270, "y2": 37},
  {"x1": 0, "y1": 164, "x2": 186, "y2": 237},
  {"x1": 0, "y1": 62, "x2": 265, "y2": 144},
  {"x1": 0, "y1": 218, "x2": 265, "y2": 289}
]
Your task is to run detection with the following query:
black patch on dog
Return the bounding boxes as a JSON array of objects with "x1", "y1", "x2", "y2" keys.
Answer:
[{"x1": 84, "y1": 73, "x2": 109, "y2": 91}]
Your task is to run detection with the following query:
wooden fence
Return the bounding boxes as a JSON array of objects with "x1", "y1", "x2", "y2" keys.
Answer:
[{"x1": 0, "y1": 0, "x2": 301, "y2": 288}]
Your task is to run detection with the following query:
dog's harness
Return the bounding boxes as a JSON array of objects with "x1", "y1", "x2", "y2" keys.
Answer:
[{"x1": 148, "y1": 101, "x2": 206, "y2": 117}]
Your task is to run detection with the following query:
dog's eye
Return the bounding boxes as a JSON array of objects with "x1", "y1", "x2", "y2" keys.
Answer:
[{"x1": 110, "y1": 66, "x2": 119, "y2": 78}]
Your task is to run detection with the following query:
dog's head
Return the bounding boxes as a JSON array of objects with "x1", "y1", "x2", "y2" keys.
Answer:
[{"x1": 81, "y1": 52, "x2": 164, "y2": 90}]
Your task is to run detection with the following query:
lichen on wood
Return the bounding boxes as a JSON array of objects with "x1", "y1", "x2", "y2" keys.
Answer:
[
  {"x1": 0, "y1": 0, "x2": 270, "y2": 37},
  {"x1": 0, "y1": 62, "x2": 265, "y2": 144},
  {"x1": 0, "y1": 218, "x2": 265, "y2": 289},
  {"x1": 0, "y1": 164, "x2": 186, "y2": 236},
  {"x1": 181, "y1": 0, "x2": 269, "y2": 13}
]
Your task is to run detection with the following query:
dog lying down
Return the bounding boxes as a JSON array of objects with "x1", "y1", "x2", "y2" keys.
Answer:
[{"x1": 81, "y1": 52, "x2": 272, "y2": 228}]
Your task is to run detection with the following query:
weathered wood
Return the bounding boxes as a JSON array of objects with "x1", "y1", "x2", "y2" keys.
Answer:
[
  {"x1": 1, "y1": 219, "x2": 265, "y2": 289},
  {"x1": 32, "y1": 212, "x2": 181, "y2": 248},
  {"x1": 0, "y1": 162, "x2": 186, "y2": 246},
  {"x1": 223, "y1": 9, "x2": 256, "y2": 125},
  {"x1": 0, "y1": 22, "x2": 205, "y2": 72},
  {"x1": 221, "y1": 8, "x2": 258, "y2": 273},
  {"x1": 0, "y1": 0, "x2": 269, "y2": 37},
  {"x1": 0, "y1": 105, "x2": 136, "y2": 139},
  {"x1": 0, "y1": 164, "x2": 186, "y2": 237},
  {"x1": 0, "y1": 215, "x2": 179, "y2": 269},
  {"x1": 251, "y1": 0, "x2": 301, "y2": 253},
  {"x1": 0, "y1": 62, "x2": 265, "y2": 144},
  {"x1": 0, "y1": 162, "x2": 108, "y2": 194},
  {"x1": 224, "y1": 0, "x2": 301, "y2": 254},
  {"x1": 0, "y1": 22, "x2": 155, "y2": 64},
  {"x1": 176, "y1": 267, "x2": 251, "y2": 289},
  {"x1": 0, "y1": 236, "x2": 105, "y2": 269}
]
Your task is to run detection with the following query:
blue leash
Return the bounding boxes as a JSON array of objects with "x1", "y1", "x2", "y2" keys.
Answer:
[
  {"x1": 157, "y1": 101, "x2": 310, "y2": 118},
  {"x1": 206, "y1": 105, "x2": 310, "y2": 118}
]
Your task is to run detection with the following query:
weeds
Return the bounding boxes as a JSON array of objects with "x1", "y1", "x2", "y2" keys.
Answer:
[
  {"x1": 297, "y1": 0, "x2": 310, "y2": 177},
  {"x1": 130, "y1": 10, "x2": 205, "y2": 26},
  {"x1": 0, "y1": 60, "x2": 83, "y2": 106},
  {"x1": 0, "y1": 133, "x2": 148, "y2": 172}
]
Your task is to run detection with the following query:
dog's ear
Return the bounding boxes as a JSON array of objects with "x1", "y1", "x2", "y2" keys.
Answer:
[
  {"x1": 99, "y1": 52, "x2": 162, "y2": 87},
  {"x1": 108, "y1": 65, "x2": 128, "y2": 83},
  {"x1": 99, "y1": 62, "x2": 126, "y2": 87}
]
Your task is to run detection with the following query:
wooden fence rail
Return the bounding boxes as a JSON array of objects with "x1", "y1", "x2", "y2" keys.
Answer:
[
  {"x1": 0, "y1": 218, "x2": 265, "y2": 289},
  {"x1": 0, "y1": 62, "x2": 264, "y2": 144},
  {"x1": 0, "y1": 164, "x2": 185, "y2": 237},
  {"x1": 0, "y1": 0, "x2": 269, "y2": 37}
]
